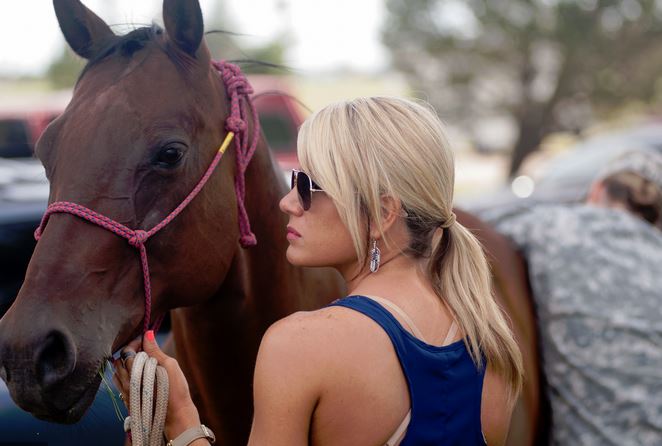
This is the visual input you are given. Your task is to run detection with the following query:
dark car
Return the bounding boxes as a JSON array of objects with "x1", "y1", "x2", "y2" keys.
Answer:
[{"x1": 0, "y1": 110, "x2": 61, "y2": 159}]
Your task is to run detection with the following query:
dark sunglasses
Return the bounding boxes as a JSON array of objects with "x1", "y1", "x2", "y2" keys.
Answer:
[{"x1": 291, "y1": 169, "x2": 324, "y2": 211}]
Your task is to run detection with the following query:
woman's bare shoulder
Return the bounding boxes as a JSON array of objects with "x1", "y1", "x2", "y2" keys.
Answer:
[
  {"x1": 263, "y1": 304, "x2": 376, "y2": 354},
  {"x1": 250, "y1": 307, "x2": 367, "y2": 443},
  {"x1": 255, "y1": 305, "x2": 382, "y2": 399},
  {"x1": 259, "y1": 303, "x2": 393, "y2": 380}
]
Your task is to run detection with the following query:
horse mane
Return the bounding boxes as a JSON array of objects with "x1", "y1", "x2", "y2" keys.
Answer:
[{"x1": 77, "y1": 24, "x2": 289, "y2": 86}]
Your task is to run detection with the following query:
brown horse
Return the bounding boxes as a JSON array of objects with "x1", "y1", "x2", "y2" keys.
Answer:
[
  {"x1": 0, "y1": 0, "x2": 343, "y2": 443},
  {"x1": 0, "y1": 0, "x2": 547, "y2": 444}
]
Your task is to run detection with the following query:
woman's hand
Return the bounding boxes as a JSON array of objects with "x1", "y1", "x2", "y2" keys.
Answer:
[{"x1": 112, "y1": 331, "x2": 203, "y2": 440}]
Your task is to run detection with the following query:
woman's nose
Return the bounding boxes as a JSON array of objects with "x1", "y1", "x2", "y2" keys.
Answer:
[{"x1": 279, "y1": 188, "x2": 303, "y2": 216}]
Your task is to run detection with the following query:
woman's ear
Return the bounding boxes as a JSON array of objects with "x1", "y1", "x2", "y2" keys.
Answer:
[{"x1": 369, "y1": 196, "x2": 405, "y2": 239}]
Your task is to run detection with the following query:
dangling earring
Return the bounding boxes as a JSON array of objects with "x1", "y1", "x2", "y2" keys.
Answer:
[{"x1": 369, "y1": 239, "x2": 381, "y2": 273}]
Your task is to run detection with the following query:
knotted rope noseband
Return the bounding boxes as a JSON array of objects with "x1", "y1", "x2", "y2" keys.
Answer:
[{"x1": 34, "y1": 60, "x2": 260, "y2": 333}]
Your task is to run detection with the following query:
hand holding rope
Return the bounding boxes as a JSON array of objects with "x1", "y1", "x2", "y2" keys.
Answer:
[{"x1": 113, "y1": 332, "x2": 215, "y2": 445}]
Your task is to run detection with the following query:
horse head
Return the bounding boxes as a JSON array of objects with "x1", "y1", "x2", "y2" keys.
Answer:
[{"x1": 0, "y1": 0, "x2": 248, "y2": 423}]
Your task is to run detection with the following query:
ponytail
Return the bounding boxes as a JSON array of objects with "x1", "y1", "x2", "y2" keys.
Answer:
[{"x1": 430, "y1": 221, "x2": 523, "y2": 398}]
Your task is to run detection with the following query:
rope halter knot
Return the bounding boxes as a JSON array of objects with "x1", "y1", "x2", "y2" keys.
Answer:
[
  {"x1": 128, "y1": 230, "x2": 149, "y2": 248},
  {"x1": 225, "y1": 116, "x2": 247, "y2": 133},
  {"x1": 33, "y1": 60, "x2": 260, "y2": 333}
]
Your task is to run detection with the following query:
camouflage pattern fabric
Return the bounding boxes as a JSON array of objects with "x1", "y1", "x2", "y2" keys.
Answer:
[{"x1": 493, "y1": 205, "x2": 662, "y2": 446}]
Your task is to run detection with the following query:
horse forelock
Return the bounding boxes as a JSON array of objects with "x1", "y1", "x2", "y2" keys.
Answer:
[{"x1": 77, "y1": 23, "x2": 200, "y2": 85}]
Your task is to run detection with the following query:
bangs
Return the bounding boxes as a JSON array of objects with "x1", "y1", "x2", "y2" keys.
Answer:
[{"x1": 296, "y1": 104, "x2": 350, "y2": 209}]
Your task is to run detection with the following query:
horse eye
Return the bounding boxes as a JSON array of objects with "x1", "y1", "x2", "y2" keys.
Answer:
[{"x1": 155, "y1": 147, "x2": 184, "y2": 167}]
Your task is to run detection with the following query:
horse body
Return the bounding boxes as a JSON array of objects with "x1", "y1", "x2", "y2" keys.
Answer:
[{"x1": 169, "y1": 134, "x2": 344, "y2": 442}]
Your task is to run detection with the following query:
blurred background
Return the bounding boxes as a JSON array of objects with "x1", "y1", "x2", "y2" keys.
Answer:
[
  {"x1": 2, "y1": 0, "x2": 662, "y2": 443},
  {"x1": 3, "y1": 0, "x2": 662, "y2": 203}
]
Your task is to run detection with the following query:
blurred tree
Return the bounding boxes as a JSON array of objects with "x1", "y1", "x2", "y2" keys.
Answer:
[
  {"x1": 204, "y1": 0, "x2": 290, "y2": 74},
  {"x1": 46, "y1": 48, "x2": 85, "y2": 89},
  {"x1": 241, "y1": 38, "x2": 289, "y2": 74},
  {"x1": 383, "y1": 0, "x2": 662, "y2": 176},
  {"x1": 206, "y1": 32, "x2": 290, "y2": 74}
]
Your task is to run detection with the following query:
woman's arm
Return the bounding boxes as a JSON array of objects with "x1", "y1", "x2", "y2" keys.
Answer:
[
  {"x1": 248, "y1": 316, "x2": 323, "y2": 445},
  {"x1": 481, "y1": 363, "x2": 517, "y2": 446}
]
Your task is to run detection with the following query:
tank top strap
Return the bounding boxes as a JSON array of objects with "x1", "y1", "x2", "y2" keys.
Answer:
[
  {"x1": 443, "y1": 321, "x2": 459, "y2": 345},
  {"x1": 360, "y1": 295, "x2": 427, "y2": 342},
  {"x1": 327, "y1": 295, "x2": 413, "y2": 354}
]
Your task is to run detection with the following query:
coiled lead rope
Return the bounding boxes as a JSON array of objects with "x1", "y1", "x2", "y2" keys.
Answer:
[{"x1": 125, "y1": 352, "x2": 170, "y2": 446}]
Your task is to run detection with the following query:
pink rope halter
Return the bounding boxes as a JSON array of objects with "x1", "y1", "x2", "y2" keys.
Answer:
[{"x1": 33, "y1": 61, "x2": 260, "y2": 333}]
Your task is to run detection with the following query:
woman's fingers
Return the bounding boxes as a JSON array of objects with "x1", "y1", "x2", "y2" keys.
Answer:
[
  {"x1": 141, "y1": 330, "x2": 163, "y2": 358},
  {"x1": 141, "y1": 330, "x2": 170, "y2": 365},
  {"x1": 113, "y1": 330, "x2": 200, "y2": 439},
  {"x1": 125, "y1": 336, "x2": 142, "y2": 353},
  {"x1": 121, "y1": 349, "x2": 136, "y2": 371},
  {"x1": 111, "y1": 359, "x2": 130, "y2": 408}
]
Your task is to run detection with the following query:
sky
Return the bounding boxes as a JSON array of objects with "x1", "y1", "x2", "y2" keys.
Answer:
[{"x1": 0, "y1": 0, "x2": 389, "y2": 77}]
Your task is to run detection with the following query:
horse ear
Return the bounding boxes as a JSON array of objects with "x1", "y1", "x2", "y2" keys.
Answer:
[
  {"x1": 163, "y1": 0, "x2": 204, "y2": 56},
  {"x1": 53, "y1": 0, "x2": 115, "y2": 60}
]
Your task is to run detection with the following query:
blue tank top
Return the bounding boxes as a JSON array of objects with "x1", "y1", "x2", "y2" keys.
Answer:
[{"x1": 328, "y1": 295, "x2": 486, "y2": 446}]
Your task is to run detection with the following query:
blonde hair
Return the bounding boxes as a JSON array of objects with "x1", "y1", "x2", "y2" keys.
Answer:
[{"x1": 298, "y1": 96, "x2": 523, "y2": 396}]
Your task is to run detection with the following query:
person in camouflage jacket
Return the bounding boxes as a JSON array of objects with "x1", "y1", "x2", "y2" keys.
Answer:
[{"x1": 493, "y1": 150, "x2": 662, "y2": 446}]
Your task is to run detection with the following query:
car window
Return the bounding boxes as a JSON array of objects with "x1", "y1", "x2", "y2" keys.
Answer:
[{"x1": 0, "y1": 119, "x2": 32, "y2": 158}]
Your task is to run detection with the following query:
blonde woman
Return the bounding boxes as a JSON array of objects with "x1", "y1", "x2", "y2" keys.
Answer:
[{"x1": 114, "y1": 97, "x2": 523, "y2": 445}]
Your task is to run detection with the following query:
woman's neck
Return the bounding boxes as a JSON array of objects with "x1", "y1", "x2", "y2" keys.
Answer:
[{"x1": 345, "y1": 251, "x2": 433, "y2": 302}]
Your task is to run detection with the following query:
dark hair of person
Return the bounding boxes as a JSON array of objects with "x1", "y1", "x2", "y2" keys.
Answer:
[{"x1": 603, "y1": 171, "x2": 662, "y2": 225}]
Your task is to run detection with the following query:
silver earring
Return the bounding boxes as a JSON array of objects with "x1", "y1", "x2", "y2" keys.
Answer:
[{"x1": 369, "y1": 239, "x2": 381, "y2": 273}]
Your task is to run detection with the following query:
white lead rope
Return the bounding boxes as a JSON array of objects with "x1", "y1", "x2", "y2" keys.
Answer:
[{"x1": 125, "y1": 351, "x2": 170, "y2": 446}]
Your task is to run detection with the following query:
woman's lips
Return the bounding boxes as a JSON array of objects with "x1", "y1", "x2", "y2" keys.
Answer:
[{"x1": 286, "y1": 226, "x2": 301, "y2": 240}]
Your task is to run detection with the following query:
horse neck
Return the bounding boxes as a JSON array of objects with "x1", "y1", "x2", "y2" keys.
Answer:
[
  {"x1": 170, "y1": 130, "x2": 345, "y2": 443},
  {"x1": 232, "y1": 135, "x2": 305, "y2": 316},
  {"x1": 178, "y1": 130, "x2": 339, "y2": 329},
  {"x1": 168, "y1": 136, "x2": 302, "y2": 442}
]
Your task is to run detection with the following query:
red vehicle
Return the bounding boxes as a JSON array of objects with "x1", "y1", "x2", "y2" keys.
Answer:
[
  {"x1": 0, "y1": 110, "x2": 60, "y2": 158},
  {"x1": 249, "y1": 75, "x2": 304, "y2": 172}
]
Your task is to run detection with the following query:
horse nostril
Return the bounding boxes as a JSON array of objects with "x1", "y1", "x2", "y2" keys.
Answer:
[{"x1": 35, "y1": 331, "x2": 76, "y2": 389}]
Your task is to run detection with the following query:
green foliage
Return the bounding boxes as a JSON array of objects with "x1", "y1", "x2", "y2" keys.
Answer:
[
  {"x1": 204, "y1": 0, "x2": 290, "y2": 75},
  {"x1": 206, "y1": 32, "x2": 290, "y2": 74},
  {"x1": 383, "y1": 0, "x2": 662, "y2": 174},
  {"x1": 46, "y1": 48, "x2": 85, "y2": 89},
  {"x1": 242, "y1": 39, "x2": 289, "y2": 74}
]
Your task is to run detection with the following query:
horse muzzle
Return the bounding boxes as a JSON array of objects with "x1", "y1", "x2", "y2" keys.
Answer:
[{"x1": 0, "y1": 319, "x2": 102, "y2": 423}]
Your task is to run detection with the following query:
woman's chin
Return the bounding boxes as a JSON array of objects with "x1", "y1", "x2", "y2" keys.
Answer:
[
  {"x1": 285, "y1": 246, "x2": 304, "y2": 266},
  {"x1": 286, "y1": 246, "x2": 324, "y2": 268}
]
